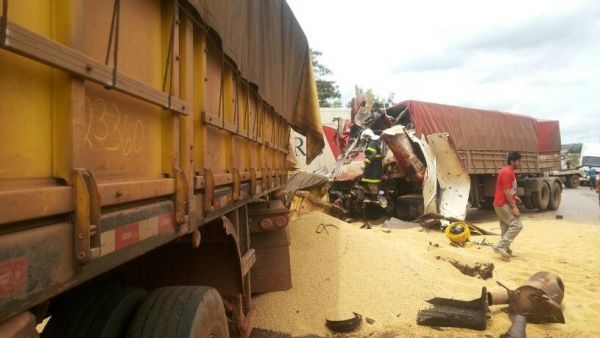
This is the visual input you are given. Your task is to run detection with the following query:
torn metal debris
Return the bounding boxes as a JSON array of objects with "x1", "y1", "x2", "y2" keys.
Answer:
[
  {"x1": 325, "y1": 312, "x2": 362, "y2": 332},
  {"x1": 417, "y1": 287, "x2": 488, "y2": 330},
  {"x1": 493, "y1": 271, "x2": 565, "y2": 338},
  {"x1": 507, "y1": 271, "x2": 565, "y2": 324}
]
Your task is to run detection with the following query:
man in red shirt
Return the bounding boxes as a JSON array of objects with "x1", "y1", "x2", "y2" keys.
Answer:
[{"x1": 492, "y1": 151, "x2": 523, "y2": 259}]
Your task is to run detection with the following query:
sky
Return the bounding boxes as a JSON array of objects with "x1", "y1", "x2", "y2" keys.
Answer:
[{"x1": 286, "y1": 0, "x2": 600, "y2": 144}]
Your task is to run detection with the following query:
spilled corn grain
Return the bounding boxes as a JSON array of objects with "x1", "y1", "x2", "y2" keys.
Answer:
[
  {"x1": 253, "y1": 192, "x2": 600, "y2": 337},
  {"x1": 252, "y1": 211, "x2": 503, "y2": 337}
]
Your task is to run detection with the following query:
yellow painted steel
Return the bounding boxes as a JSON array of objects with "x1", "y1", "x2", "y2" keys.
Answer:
[
  {"x1": 0, "y1": 53, "x2": 52, "y2": 179},
  {"x1": 82, "y1": 83, "x2": 165, "y2": 180},
  {"x1": 234, "y1": 83, "x2": 251, "y2": 172},
  {"x1": 193, "y1": 29, "x2": 207, "y2": 171},
  {"x1": 179, "y1": 15, "x2": 194, "y2": 194},
  {"x1": 223, "y1": 66, "x2": 234, "y2": 173},
  {"x1": 1, "y1": 0, "x2": 292, "y2": 217},
  {"x1": 6, "y1": 1, "x2": 51, "y2": 35},
  {"x1": 82, "y1": 1, "x2": 164, "y2": 88},
  {"x1": 201, "y1": 38, "x2": 227, "y2": 176},
  {"x1": 1, "y1": 0, "x2": 171, "y2": 184},
  {"x1": 0, "y1": 2, "x2": 52, "y2": 179},
  {"x1": 80, "y1": 0, "x2": 166, "y2": 181},
  {"x1": 161, "y1": 1, "x2": 179, "y2": 178},
  {"x1": 0, "y1": 1, "x2": 317, "y2": 330}
]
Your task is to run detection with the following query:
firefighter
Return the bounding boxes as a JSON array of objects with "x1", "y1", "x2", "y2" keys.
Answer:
[{"x1": 360, "y1": 129, "x2": 383, "y2": 199}]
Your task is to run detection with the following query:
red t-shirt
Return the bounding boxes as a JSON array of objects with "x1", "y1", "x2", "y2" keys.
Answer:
[{"x1": 493, "y1": 165, "x2": 516, "y2": 207}]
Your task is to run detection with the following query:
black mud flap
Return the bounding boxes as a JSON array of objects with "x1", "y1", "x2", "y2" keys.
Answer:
[{"x1": 417, "y1": 287, "x2": 488, "y2": 330}]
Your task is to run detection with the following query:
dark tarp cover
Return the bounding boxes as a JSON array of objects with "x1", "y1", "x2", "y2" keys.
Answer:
[
  {"x1": 396, "y1": 100, "x2": 539, "y2": 152},
  {"x1": 185, "y1": 0, "x2": 323, "y2": 163}
]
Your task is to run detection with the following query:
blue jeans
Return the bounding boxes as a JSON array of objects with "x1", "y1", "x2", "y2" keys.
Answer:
[{"x1": 493, "y1": 204, "x2": 523, "y2": 250}]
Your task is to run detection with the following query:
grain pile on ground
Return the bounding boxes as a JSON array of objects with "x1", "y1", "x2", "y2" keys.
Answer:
[{"x1": 252, "y1": 188, "x2": 600, "y2": 337}]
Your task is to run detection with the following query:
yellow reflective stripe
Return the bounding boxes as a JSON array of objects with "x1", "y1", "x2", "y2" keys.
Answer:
[
  {"x1": 361, "y1": 178, "x2": 381, "y2": 183},
  {"x1": 366, "y1": 148, "x2": 382, "y2": 157}
]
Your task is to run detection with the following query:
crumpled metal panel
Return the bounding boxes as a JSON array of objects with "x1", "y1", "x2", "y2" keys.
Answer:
[
  {"x1": 408, "y1": 132, "x2": 437, "y2": 215},
  {"x1": 427, "y1": 133, "x2": 470, "y2": 220}
]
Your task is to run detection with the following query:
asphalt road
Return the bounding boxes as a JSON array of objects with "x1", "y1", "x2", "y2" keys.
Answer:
[
  {"x1": 553, "y1": 185, "x2": 600, "y2": 223},
  {"x1": 466, "y1": 186, "x2": 600, "y2": 224}
]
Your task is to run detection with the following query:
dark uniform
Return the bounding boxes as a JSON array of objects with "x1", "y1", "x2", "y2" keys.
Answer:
[{"x1": 361, "y1": 137, "x2": 383, "y2": 196}]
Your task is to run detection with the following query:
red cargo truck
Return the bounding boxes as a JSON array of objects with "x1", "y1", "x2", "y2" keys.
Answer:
[{"x1": 330, "y1": 100, "x2": 565, "y2": 221}]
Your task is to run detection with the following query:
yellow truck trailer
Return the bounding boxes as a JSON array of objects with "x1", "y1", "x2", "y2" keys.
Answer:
[{"x1": 0, "y1": 1, "x2": 323, "y2": 336}]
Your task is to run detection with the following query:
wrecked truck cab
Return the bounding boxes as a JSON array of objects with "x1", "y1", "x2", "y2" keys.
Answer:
[{"x1": 329, "y1": 125, "x2": 442, "y2": 222}]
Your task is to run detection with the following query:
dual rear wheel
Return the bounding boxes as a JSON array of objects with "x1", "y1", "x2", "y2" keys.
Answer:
[
  {"x1": 548, "y1": 181, "x2": 562, "y2": 210},
  {"x1": 42, "y1": 284, "x2": 228, "y2": 338},
  {"x1": 127, "y1": 286, "x2": 229, "y2": 338},
  {"x1": 527, "y1": 180, "x2": 561, "y2": 211},
  {"x1": 42, "y1": 284, "x2": 147, "y2": 338}
]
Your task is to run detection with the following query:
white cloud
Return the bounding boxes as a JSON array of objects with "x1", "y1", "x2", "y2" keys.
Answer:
[{"x1": 287, "y1": 0, "x2": 600, "y2": 143}]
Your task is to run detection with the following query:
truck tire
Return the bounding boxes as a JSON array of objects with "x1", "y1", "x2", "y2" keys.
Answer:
[
  {"x1": 42, "y1": 284, "x2": 147, "y2": 338},
  {"x1": 565, "y1": 175, "x2": 580, "y2": 189},
  {"x1": 548, "y1": 181, "x2": 562, "y2": 210},
  {"x1": 87, "y1": 287, "x2": 148, "y2": 338},
  {"x1": 564, "y1": 176, "x2": 573, "y2": 188},
  {"x1": 522, "y1": 195, "x2": 534, "y2": 210},
  {"x1": 126, "y1": 286, "x2": 229, "y2": 338},
  {"x1": 532, "y1": 181, "x2": 550, "y2": 210}
]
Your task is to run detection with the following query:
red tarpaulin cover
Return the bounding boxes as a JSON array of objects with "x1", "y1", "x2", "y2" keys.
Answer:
[
  {"x1": 395, "y1": 100, "x2": 539, "y2": 152},
  {"x1": 536, "y1": 120, "x2": 562, "y2": 152}
]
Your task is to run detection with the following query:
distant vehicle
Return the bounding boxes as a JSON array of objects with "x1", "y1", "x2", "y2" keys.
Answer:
[
  {"x1": 581, "y1": 166, "x2": 600, "y2": 187},
  {"x1": 580, "y1": 143, "x2": 600, "y2": 168},
  {"x1": 538, "y1": 122, "x2": 586, "y2": 189},
  {"x1": 577, "y1": 143, "x2": 600, "y2": 187}
]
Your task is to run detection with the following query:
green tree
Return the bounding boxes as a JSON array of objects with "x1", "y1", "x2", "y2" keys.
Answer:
[
  {"x1": 373, "y1": 92, "x2": 396, "y2": 110},
  {"x1": 311, "y1": 50, "x2": 341, "y2": 107}
]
